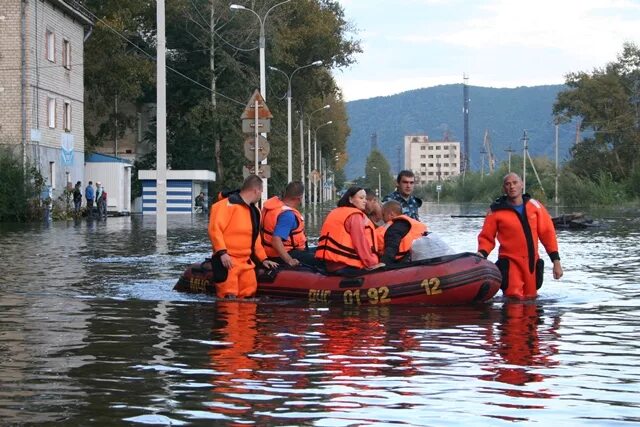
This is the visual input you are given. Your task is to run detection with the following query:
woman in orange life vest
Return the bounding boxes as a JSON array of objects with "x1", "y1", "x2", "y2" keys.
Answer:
[
  {"x1": 260, "y1": 181, "x2": 316, "y2": 267},
  {"x1": 208, "y1": 175, "x2": 279, "y2": 299},
  {"x1": 477, "y1": 173, "x2": 563, "y2": 300},
  {"x1": 375, "y1": 200, "x2": 428, "y2": 264},
  {"x1": 315, "y1": 186, "x2": 385, "y2": 275}
]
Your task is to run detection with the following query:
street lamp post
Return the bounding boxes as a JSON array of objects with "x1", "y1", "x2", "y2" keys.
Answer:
[
  {"x1": 231, "y1": 1, "x2": 291, "y2": 202},
  {"x1": 314, "y1": 120, "x2": 333, "y2": 206},
  {"x1": 308, "y1": 105, "x2": 330, "y2": 205},
  {"x1": 372, "y1": 166, "x2": 381, "y2": 200},
  {"x1": 269, "y1": 61, "x2": 322, "y2": 182}
]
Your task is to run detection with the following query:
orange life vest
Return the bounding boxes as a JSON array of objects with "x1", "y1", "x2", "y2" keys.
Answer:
[
  {"x1": 208, "y1": 192, "x2": 267, "y2": 262},
  {"x1": 375, "y1": 215, "x2": 428, "y2": 260},
  {"x1": 260, "y1": 196, "x2": 307, "y2": 257},
  {"x1": 315, "y1": 207, "x2": 377, "y2": 268}
]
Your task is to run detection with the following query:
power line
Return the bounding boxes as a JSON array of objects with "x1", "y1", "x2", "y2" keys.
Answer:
[{"x1": 72, "y1": 1, "x2": 245, "y2": 107}]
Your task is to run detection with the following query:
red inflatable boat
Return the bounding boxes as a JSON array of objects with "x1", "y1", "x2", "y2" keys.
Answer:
[{"x1": 174, "y1": 252, "x2": 502, "y2": 306}]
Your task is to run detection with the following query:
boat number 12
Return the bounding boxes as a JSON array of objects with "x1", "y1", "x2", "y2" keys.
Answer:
[
  {"x1": 421, "y1": 277, "x2": 442, "y2": 295},
  {"x1": 343, "y1": 287, "x2": 391, "y2": 305}
]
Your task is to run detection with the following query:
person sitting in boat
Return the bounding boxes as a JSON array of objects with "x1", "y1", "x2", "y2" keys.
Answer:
[
  {"x1": 261, "y1": 181, "x2": 316, "y2": 267},
  {"x1": 375, "y1": 200, "x2": 428, "y2": 264},
  {"x1": 208, "y1": 175, "x2": 279, "y2": 299},
  {"x1": 315, "y1": 186, "x2": 385, "y2": 275},
  {"x1": 365, "y1": 188, "x2": 384, "y2": 227},
  {"x1": 477, "y1": 172, "x2": 563, "y2": 299}
]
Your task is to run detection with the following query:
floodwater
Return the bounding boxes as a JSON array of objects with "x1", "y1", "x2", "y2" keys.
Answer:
[{"x1": 0, "y1": 204, "x2": 639, "y2": 425}]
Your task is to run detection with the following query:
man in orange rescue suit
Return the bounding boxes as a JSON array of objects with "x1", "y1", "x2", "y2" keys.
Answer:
[
  {"x1": 477, "y1": 173, "x2": 563, "y2": 299},
  {"x1": 208, "y1": 175, "x2": 279, "y2": 299},
  {"x1": 375, "y1": 200, "x2": 428, "y2": 264},
  {"x1": 261, "y1": 181, "x2": 315, "y2": 267}
]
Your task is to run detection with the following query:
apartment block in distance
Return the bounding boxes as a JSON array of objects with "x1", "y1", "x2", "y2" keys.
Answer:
[
  {"x1": 0, "y1": 0, "x2": 91, "y2": 196},
  {"x1": 404, "y1": 135, "x2": 461, "y2": 184}
]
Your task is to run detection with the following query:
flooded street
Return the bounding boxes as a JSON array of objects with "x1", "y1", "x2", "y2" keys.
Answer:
[{"x1": 1, "y1": 204, "x2": 639, "y2": 425}]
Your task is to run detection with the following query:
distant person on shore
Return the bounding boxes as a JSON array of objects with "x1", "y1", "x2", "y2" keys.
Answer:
[
  {"x1": 364, "y1": 188, "x2": 384, "y2": 227},
  {"x1": 375, "y1": 200, "x2": 428, "y2": 264},
  {"x1": 95, "y1": 182, "x2": 105, "y2": 219},
  {"x1": 477, "y1": 172, "x2": 563, "y2": 299},
  {"x1": 315, "y1": 186, "x2": 384, "y2": 275},
  {"x1": 208, "y1": 175, "x2": 278, "y2": 299},
  {"x1": 85, "y1": 181, "x2": 95, "y2": 214},
  {"x1": 382, "y1": 170, "x2": 422, "y2": 220},
  {"x1": 73, "y1": 181, "x2": 82, "y2": 215},
  {"x1": 195, "y1": 192, "x2": 207, "y2": 213},
  {"x1": 261, "y1": 181, "x2": 315, "y2": 267}
]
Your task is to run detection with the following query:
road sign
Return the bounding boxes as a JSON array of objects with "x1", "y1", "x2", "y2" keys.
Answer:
[
  {"x1": 436, "y1": 184, "x2": 442, "y2": 192},
  {"x1": 243, "y1": 164, "x2": 271, "y2": 179},
  {"x1": 243, "y1": 136, "x2": 270, "y2": 162},
  {"x1": 241, "y1": 89, "x2": 273, "y2": 120},
  {"x1": 242, "y1": 119, "x2": 271, "y2": 134}
]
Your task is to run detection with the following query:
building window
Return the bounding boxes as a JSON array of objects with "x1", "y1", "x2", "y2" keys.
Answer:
[
  {"x1": 428, "y1": 146, "x2": 434, "y2": 150},
  {"x1": 47, "y1": 97, "x2": 56, "y2": 128},
  {"x1": 421, "y1": 172, "x2": 426, "y2": 176},
  {"x1": 436, "y1": 146, "x2": 441, "y2": 150},
  {"x1": 62, "y1": 39, "x2": 71, "y2": 69},
  {"x1": 420, "y1": 154, "x2": 426, "y2": 158},
  {"x1": 46, "y1": 30, "x2": 55, "y2": 62},
  {"x1": 63, "y1": 101, "x2": 71, "y2": 132},
  {"x1": 436, "y1": 155, "x2": 441, "y2": 158},
  {"x1": 443, "y1": 145, "x2": 448, "y2": 149},
  {"x1": 452, "y1": 154, "x2": 457, "y2": 158},
  {"x1": 444, "y1": 154, "x2": 449, "y2": 158},
  {"x1": 49, "y1": 161, "x2": 56, "y2": 189},
  {"x1": 428, "y1": 172, "x2": 434, "y2": 176},
  {"x1": 444, "y1": 172, "x2": 449, "y2": 176},
  {"x1": 428, "y1": 155, "x2": 433, "y2": 159},
  {"x1": 444, "y1": 163, "x2": 449, "y2": 167},
  {"x1": 452, "y1": 163, "x2": 457, "y2": 167},
  {"x1": 428, "y1": 163, "x2": 434, "y2": 167},
  {"x1": 420, "y1": 163, "x2": 426, "y2": 167},
  {"x1": 420, "y1": 146, "x2": 426, "y2": 150}
]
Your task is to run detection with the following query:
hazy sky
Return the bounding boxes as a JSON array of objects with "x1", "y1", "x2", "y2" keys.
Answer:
[{"x1": 334, "y1": 0, "x2": 640, "y2": 101}]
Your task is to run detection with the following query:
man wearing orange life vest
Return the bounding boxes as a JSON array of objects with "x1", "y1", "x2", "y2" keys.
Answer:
[
  {"x1": 261, "y1": 181, "x2": 315, "y2": 267},
  {"x1": 208, "y1": 175, "x2": 279, "y2": 299},
  {"x1": 375, "y1": 200, "x2": 428, "y2": 264},
  {"x1": 477, "y1": 173, "x2": 563, "y2": 299},
  {"x1": 315, "y1": 187, "x2": 384, "y2": 274}
]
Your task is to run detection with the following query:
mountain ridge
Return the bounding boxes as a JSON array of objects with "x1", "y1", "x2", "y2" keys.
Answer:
[{"x1": 344, "y1": 83, "x2": 570, "y2": 179}]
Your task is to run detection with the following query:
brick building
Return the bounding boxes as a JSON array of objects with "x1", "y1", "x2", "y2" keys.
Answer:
[
  {"x1": 404, "y1": 135, "x2": 461, "y2": 184},
  {"x1": 0, "y1": 0, "x2": 91, "y2": 195}
]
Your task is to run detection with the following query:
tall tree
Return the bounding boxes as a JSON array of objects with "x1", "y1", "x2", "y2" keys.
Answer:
[{"x1": 554, "y1": 42, "x2": 640, "y2": 181}]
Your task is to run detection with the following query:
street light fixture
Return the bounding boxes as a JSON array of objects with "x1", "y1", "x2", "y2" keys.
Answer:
[
  {"x1": 314, "y1": 120, "x2": 333, "y2": 206},
  {"x1": 372, "y1": 166, "x2": 382, "y2": 199},
  {"x1": 269, "y1": 60, "x2": 323, "y2": 182},
  {"x1": 230, "y1": 1, "x2": 291, "y2": 202},
  {"x1": 307, "y1": 105, "x2": 330, "y2": 205}
]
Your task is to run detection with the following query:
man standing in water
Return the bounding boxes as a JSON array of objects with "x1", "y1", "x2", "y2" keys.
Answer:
[
  {"x1": 382, "y1": 170, "x2": 422, "y2": 220},
  {"x1": 477, "y1": 173, "x2": 563, "y2": 299},
  {"x1": 208, "y1": 175, "x2": 278, "y2": 299}
]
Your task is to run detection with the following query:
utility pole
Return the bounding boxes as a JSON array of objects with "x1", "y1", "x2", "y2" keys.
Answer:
[
  {"x1": 479, "y1": 148, "x2": 486, "y2": 182},
  {"x1": 554, "y1": 124, "x2": 559, "y2": 205},
  {"x1": 505, "y1": 145, "x2": 514, "y2": 173},
  {"x1": 156, "y1": 0, "x2": 167, "y2": 236},
  {"x1": 463, "y1": 73, "x2": 470, "y2": 174},
  {"x1": 521, "y1": 130, "x2": 529, "y2": 193}
]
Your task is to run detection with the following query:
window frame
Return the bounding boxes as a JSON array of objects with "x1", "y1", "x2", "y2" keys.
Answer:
[
  {"x1": 47, "y1": 97, "x2": 56, "y2": 128},
  {"x1": 45, "y1": 30, "x2": 55, "y2": 62}
]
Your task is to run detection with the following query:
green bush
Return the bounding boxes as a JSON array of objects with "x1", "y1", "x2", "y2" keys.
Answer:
[{"x1": 0, "y1": 146, "x2": 47, "y2": 222}]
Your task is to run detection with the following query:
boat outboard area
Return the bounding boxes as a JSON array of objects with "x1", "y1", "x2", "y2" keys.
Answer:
[{"x1": 174, "y1": 252, "x2": 502, "y2": 306}]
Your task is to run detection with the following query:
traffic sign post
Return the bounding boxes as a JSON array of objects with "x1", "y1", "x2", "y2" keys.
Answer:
[
  {"x1": 241, "y1": 90, "x2": 272, "y2": 203},
  {"x1": 436, "y1": 184, "x2": 442, "y2": 204}
]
